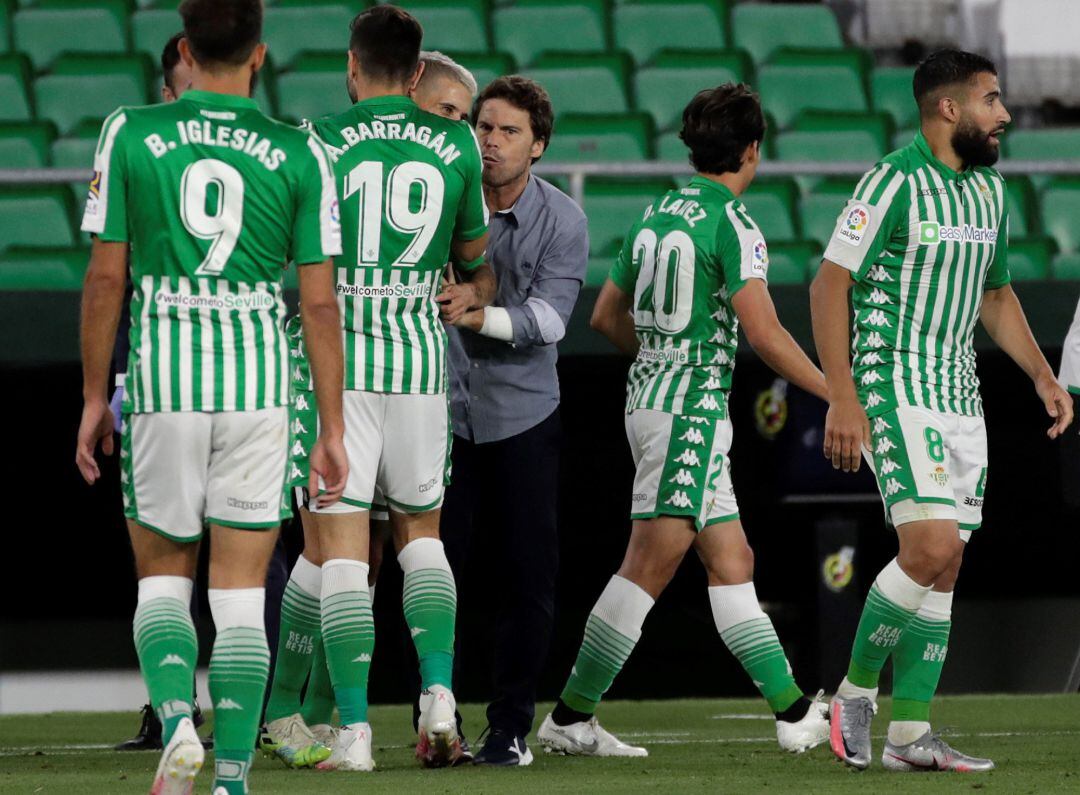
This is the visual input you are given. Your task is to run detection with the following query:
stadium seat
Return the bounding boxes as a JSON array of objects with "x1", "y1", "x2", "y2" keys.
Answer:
[
  {"x1": 766, "y1": 240, "x2": 820, "y2": 284},
  {"x1": 0, "y1": 1, "x2": 11, "y2": 54},
  {"x1": 276, "y1": 54, "x2": 346, "y2": 124},
  {"x1": 1051, "y1": 252, "x2": 1080, "y2": 280},
  {"x1": 544, "y1": 113, "x2": 654, "y2": 163},
  {"x1": 131, "y1": 8, "x2": 180, "y2": 63},
  {"x1": 13, "y1": 0, "x2": 130, "y2": 70},
  {"x1": 740, "y1": 178, "x2": 799, "y2": 242},
  {"x1": 757, "y1": 62, "x2": 868, "y2": 129},
  {"x1": 1007, "y1": 174, "x2": 1038, "y2": 237},
  {"x1": 1006, "y1": 128, "x2": 1080, "y2": 161},
  {"x1": 524, "y1": 53, "x2": 631, "y2": 116},
  {"x1": 0, "y1": 53, "x2": 33, "y2": 122},
  {"x1": 731, "y1": 2, "x2": 843, "y2": 63},
  {"x1": 800, "y1": 178, "x2": 858, "y2": 247},
  {"x1": 583, "y1": 177, "x2": 674, "y2": 256},
  {"x1": 492, "y1": 0, "x2": 607, "y2": 67},
  {"x1": 791, "y1": 110, "x2": 893, "y2": 155},
  {"x1": 1007, "y1": 237, "x2": 1054, "y2": 281},
  {"x1": 447, "y1": 51, "x2": 515, "y2": 92},
  {"x1": 0, "y1": 245, "x2": 87, "y2": 290},
  {"x1": 0, "y1": 120, "x2": 54, "y2": 167},
  {"x1": 768, "y1": 47, "x2": 870, "y2": 80},
  {"x1": 0, "y1": 186, "x2": 76, "y2": 251},
  {"x1": 871, "y1": 67, "x2": 918, "y2": 129},
  {"x1": 612, "y1": 0, "x2": 730, "y2": 66},
  {"x1": 774, "y1": 129, "x2": 884, "y2": 165},
  {"x1": 634, "y1": 50, "x2": 751, "y2": 132},
  {"x1": 382, "y1": 0, "x2": 490, "y2": 54},
  {"x1": 892, "y1": 126, "x2": 917, "y2": 150},
  {"x1": 1039, "y1": 178, "x2": 1080, "y2": 253},
  {"x1": 34, "y1": 55, "x2": 152, "y2": 136},
  {"x1": 264, "y1": 3, "x2": 360, "y2": 68},
  {"x1": 585, "y1": 256, "x2": 612, "y2": 288}
]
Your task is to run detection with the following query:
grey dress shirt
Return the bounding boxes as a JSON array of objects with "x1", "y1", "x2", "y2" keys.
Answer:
[{"x1": 447, "y1": 175, "x2": 588, "y2": 443}]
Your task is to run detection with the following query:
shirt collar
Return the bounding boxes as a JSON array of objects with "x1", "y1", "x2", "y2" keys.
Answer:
[
  {"x1": 913, "y1": 130, "x2": 969, "y2": 181},
  {"x1": 353, "y1": 94, "x2": 417, "y2": 111},
  {"x1": 493, "y1": 174, "x2": 540, "y2": 227},
  {"x1": 687, "y1": 175, "x2": 736, "y2": 202},
  {"x1": 180, "y1": 90, "x2": 259, "y2": 111}
]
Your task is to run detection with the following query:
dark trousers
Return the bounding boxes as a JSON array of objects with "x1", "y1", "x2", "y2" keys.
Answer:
[{"x1": 441, "y1": 408, "x2": 561, "y2": 737}]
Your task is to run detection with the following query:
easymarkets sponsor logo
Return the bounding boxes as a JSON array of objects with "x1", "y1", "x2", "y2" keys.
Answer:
[
  {"x1": 637, "y1": 345, "x2": 689, "y2": 365},
  {"x1": 154, "y1": 288, "x2": 276, "y2": 311},
  {"x1": 919, "y1": 221, "x2": 998, "y2": 245},
  {"x1": 336, "y1": 282, "x2": 434, "y2": 299}
]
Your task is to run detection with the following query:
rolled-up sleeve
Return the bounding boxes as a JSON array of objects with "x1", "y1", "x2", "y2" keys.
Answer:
[{"x1": 506, "y1": 216, "x2": 589, "y2": 348}]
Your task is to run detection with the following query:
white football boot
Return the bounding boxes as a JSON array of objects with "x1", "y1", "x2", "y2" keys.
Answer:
[
  {"x1": 416, "y1": 685, "x2": 465, "y2": 767},
  {"x1": 537, "y1": 713, "x2": 648, "y2": 757},
  {"x1": 262, "y1": 713, "x2": 331, "y2": 768},
  {"x1": 776, "y1": 690, "x2": 831, "y2": 753},
  {"x1": 150, "y1": 716, "x2": 203, "y2": 795},
  {"x1": 315, "y1": 723, "x2": 375, "y2": 772},
  {"x1": 309, "y1": 723, "x2": 339, "y2": 749}
]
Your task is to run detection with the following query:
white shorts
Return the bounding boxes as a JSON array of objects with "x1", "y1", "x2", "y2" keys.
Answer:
[
  {"x1": 626, "y1": 409, "x2": 739, "y2": 531},
  {"x1": 294, "y1": 484, "x2": 390, "y2": 521},
  {"x1": 311, "y1": 391, "x2": 449, "y2": 516},
  {"x1": 867, "y1": 404, "x2": 988, "y2": 542},
  {"x1": 122, "y1": 407, "x2": 290, "y2": 541}
]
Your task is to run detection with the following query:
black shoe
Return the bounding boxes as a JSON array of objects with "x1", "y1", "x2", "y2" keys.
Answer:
[
  {"x1": 114, "y1": 704, "x2": 162, "y2": 751},
  {"x1": 192, "y1": 699, "x2": 205, "y2": 730},
  {"x1": 450, "y1": 733, "x2": 474, "y2": 767},
  {"x1": 472, "y1": 727, "x2": 533, "y2": 767},
  {"x1": 201, "y1": 731, "x2": 214, "y2": 751}
]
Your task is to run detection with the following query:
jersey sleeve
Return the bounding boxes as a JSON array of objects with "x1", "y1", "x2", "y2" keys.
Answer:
[
  {"x1": 985, "y1": 186, "x2": 1011, "y2": 289},
  {"x1": 823, "y1": 162, "x2": 908, "y2": 281},
  {"x1": 716, "y1": 201, "x2": 769, "y2": 297},
  {"x1": 454, "y1": 125, "x2": 489, "y2": 242},
  {"x1": 80, "y1": 109, "x2": 130, "y2": 241},
  {"x1": 290, "y1": 133, "x2": 342, "y2": 265}
]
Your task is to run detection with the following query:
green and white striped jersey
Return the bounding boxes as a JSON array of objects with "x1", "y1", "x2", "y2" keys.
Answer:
[
  {"x1": 310, "y1": 95, "x2": 488, "y2": 395},
  {"x1": 823, "y1": 132, "x2": 1010, "y2": 418},
  {"x1": 609, "y1": 176, "x2": 769, "y2": 418},
  {"x1": 82, "y1": 90, "x2": 341, "y2": 414}
]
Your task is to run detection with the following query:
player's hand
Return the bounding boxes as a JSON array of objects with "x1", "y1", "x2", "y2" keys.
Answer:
[
  {"x1": 309, "y1": 433, "x2": 348, "y2": 508},
  {"x1": 76, "y1": 398, "x2": 114, "y2": 485},
  {"x1": 436, "y1": 282, "x2": 477, "y2": 324},
  {"x1": 824, "y1": 395, "x2": 871, "y2": 473},
  {"x1": 1035, "y1": 372, "x2": 1074, "y2": 439}
]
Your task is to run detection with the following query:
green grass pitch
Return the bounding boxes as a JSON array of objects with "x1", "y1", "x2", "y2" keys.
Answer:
[{"x1": 1, "y1": 695, "x2": 1078, "y2": 793}]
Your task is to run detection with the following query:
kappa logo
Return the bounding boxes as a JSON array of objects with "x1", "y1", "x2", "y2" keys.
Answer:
[
  {"x1": 867, "y1": 288, "x2": 892, "y2": 305},
  {"x1": 836, "y1": 203, "x2": 870, "y2": 246},
  {"x1": 291, "y1": 418, "x2": 308, "y2": 435},
  {"x1": 867, "y1": 265, "x2": 894, "y2": 283},
  {"x1": 674, "y1": 449, "x2": 702, "y2": 467},
  {"x1": 289, "y1": 463, "x2": 304, "y2": 481},
  {"x1": 295, "y1": 394, "x2": 311, "y2": 411},
  {"x1": 709, "y1": 328, "x2": 727, "y2": 345},
  {"x1": 291, "y1": 439, "x2": 307, "y2": 457},
  {"x1": 865, "y1": 331, "x2": 887, "y2": 348},
  {"x1": 878, "y1": 457, "x2": 902, "y2": 475},
  {"x1": 685, "y1": 416, "x2": 712, "y2": 425},
  {"x1": 873, "y1": 416, "x2": 892, "y2": 434},
  {"x1": 216, "y1": 698, "x2": 244, "y2": 711},
  {"x1": 883, "y1": 477, "x2": 906, "y2": 497},
  {"x1": 665, "y1": 490, "x2": 693, "y2": 509},
  {"x1": 695, "y1": 394, "x2": 722, "y2": 412},
  {"x1": 702, "y1": 375, "x2": 724, "y2": 391},
  {"x1": 352, "y1": 653, "x2": 372, "y2": 663},
  {"x1": 410, "y1": 627, "x2": 427, "y2": 638},
  {"x1": 669, "y1": 468, "x2": 698, "y2": 488},
  {"x1": 711, "y1": 307, "x2": 729, "y2": 323},
  {"x1": 876, "y1": 437, "x2": 897, "y2": 455},
  {"x1": 861, "y1": 371, "x2": 885, "y2": 386},
  {"x1": 710, "y1": 350, "x2": 730, "y2": 366},
  {"x1": 679, "y1": 428, "x2": 706, "y2": 445},
  {"x1": 864, "y1": 309, "x2": 892, "y2": 328},
  {"x1": 866, "y1": 392, "x2": 885, "y2": 408},
  {"x1": 861, "y1": 351, "x2": 885, "y2": 366},
  {"x1": 159, "y1": 654, "x2": 188, "y2": 668}
]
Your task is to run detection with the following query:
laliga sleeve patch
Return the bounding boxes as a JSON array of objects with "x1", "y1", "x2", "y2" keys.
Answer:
[
  {"x1": 750, "y1": 238, "x2": 768, "y2": 278},
  {"x1": 835, "y1": 203, "x2": 870, "y2": 247}
]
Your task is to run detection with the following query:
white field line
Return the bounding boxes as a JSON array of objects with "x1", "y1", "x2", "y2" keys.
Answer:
[{"x1": 3, "y1": 729, "x2": 1079, "y2": 757}]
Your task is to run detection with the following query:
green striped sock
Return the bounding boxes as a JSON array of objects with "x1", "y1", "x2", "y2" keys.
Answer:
[
  {"x1": 321, "y1": 560, "x2": 374, "y2": 725},
  {"x1": 300, "y1": 637, "x2": 336, "y2": 727},
  {"x1": 133, "y1": 592, "x2": 197, "y2": 746},
  {"x1": 721, "y1": 617, "x2": 804, "y2": 713},
  {"x1": 891, "y1": 592, "x2": 952, "y2": 722},
  {"x1": 847, "y1": 569, "x2": 927, "y2": 688},
  {"x1": 265, "y1": 566, "x2": 322, "y2": 723},
  {"x1": 560, "y1": 575, "x2": 654, "y2": 715},
  {"x1": 399, "y1": 540, "x2": 457, "y2": 690}
]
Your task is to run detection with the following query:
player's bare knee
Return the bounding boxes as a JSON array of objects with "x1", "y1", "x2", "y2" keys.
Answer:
[
  {"x1": 933, "y1": 543, "x2": 965, "y2": 591},
  {"x1": 703, "y1": 542, "x2": 754, "y2": 586},
  {"x1": 899, "y1": 536, "x2": 962, "y2": 582}
]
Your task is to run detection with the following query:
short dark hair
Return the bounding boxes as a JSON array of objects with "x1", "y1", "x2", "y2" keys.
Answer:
[
  {"x1": 679, "y1": 83, "x2": 766, "y2": 175},
  {"x1": 472, "y1": 76, "x2": 554, "y2": 163},
  {"x1": 913, "y1": 49, "x2": 998, "y2": 117},
  {"x1": 349, "y1": 5, "x2": 423, "y2": 84},
  {"x1": 161, "y1": 32, "x2": 184, "y2": 92},
  {"x1": 179, "y1": 0, "x2": 262, "y2": 68}
]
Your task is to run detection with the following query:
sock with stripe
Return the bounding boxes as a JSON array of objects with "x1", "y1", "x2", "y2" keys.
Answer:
[
  {"x1": 399, "y1": 538, "x2": 457, "y2": 690},
  {"x1": 321, "y1": 559, "x2": 374, "y2": 725},
  {"x1": 300, "y1": 637, "x2": 336, "y2": 727},
  {"x1": 264, "y1": 556, "x2": 322, "y2": 723},
  {"x1": 843, "y1": 558, "x2": 931, "y2": 691},
  {"x1": 709, "y1": 582, "x2": 804, "y2": 714},
  {"x1": 888, "y1": 589, "x2": 953, "y2": 744},
  {"x1": 133, "y1": 576, "x2": 197, "y2": 746},
  {"x1": 208, "y1": 588, "x2": 269, "y2": 795},
  {"x1": 556, "y1": 575, "x2": 655, "y2": 720}
]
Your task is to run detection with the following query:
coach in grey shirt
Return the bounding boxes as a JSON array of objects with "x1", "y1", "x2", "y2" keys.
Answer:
[{"x1": 441, "y1": 76, "x2": 587, "y2": 765}]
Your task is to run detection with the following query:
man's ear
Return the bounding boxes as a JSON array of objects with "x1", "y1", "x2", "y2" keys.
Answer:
[
  {"x1": 249, "y1": 42, "x2": 267, "y2": 74},
  {"x1": 939, "y1": 94, "x2": 961, "y2": 124},
  {"x1": 177, "y1": 36, "x2": 196, "y2": 70},
  {"x1": 530, "y1": 137, "x2": 546, "y2": 161},
  {"x1": 408, "y1": 61, "x2": 426, "y2": 94}
]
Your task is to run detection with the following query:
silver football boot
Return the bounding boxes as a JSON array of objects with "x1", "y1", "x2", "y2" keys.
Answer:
[
  {"x1": 829, "y1": 694, "x2": 877, "y2": 770},
  {"x1": 882, "y1": 731, "x2": 995, "y2": 772}
]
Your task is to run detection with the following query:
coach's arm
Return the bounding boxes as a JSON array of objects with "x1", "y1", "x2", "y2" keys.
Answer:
[
  {"x1": 437, "y1": 233, "x2": 496, "y2": 324},
  {"x1": 980, "y1": 284, "x2": 1073, "y2": 438},
  {"x1": 810, "y1": 260, "x2": 871, "y2": 473}
]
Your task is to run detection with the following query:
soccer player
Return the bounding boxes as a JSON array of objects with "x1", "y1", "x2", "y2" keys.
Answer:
[
  {"x1": 300, "y1": 7, "x2": 493, "y2": 771},
  {"x1": 74, "y1": 1, "x2": 348, "y2": 792},
  {"x1": 537, "y1": 84, "x2": 831, "y2": 757},
  {"x1": 811, "y1": 49, "x2": 1073, "y2": 772},
  {"x1": 262, "y1": 50, "x2": 484, "y2": 766}
]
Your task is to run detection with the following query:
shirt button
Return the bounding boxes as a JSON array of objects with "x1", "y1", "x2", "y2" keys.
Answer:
[{"x1": 472, "y1": 362, "x2": 479, "y2": 369}]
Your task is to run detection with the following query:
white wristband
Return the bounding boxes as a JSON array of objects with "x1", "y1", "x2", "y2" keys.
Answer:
[{"x1": 478, "y1": 306, "x2": 514, "y2": 342}]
